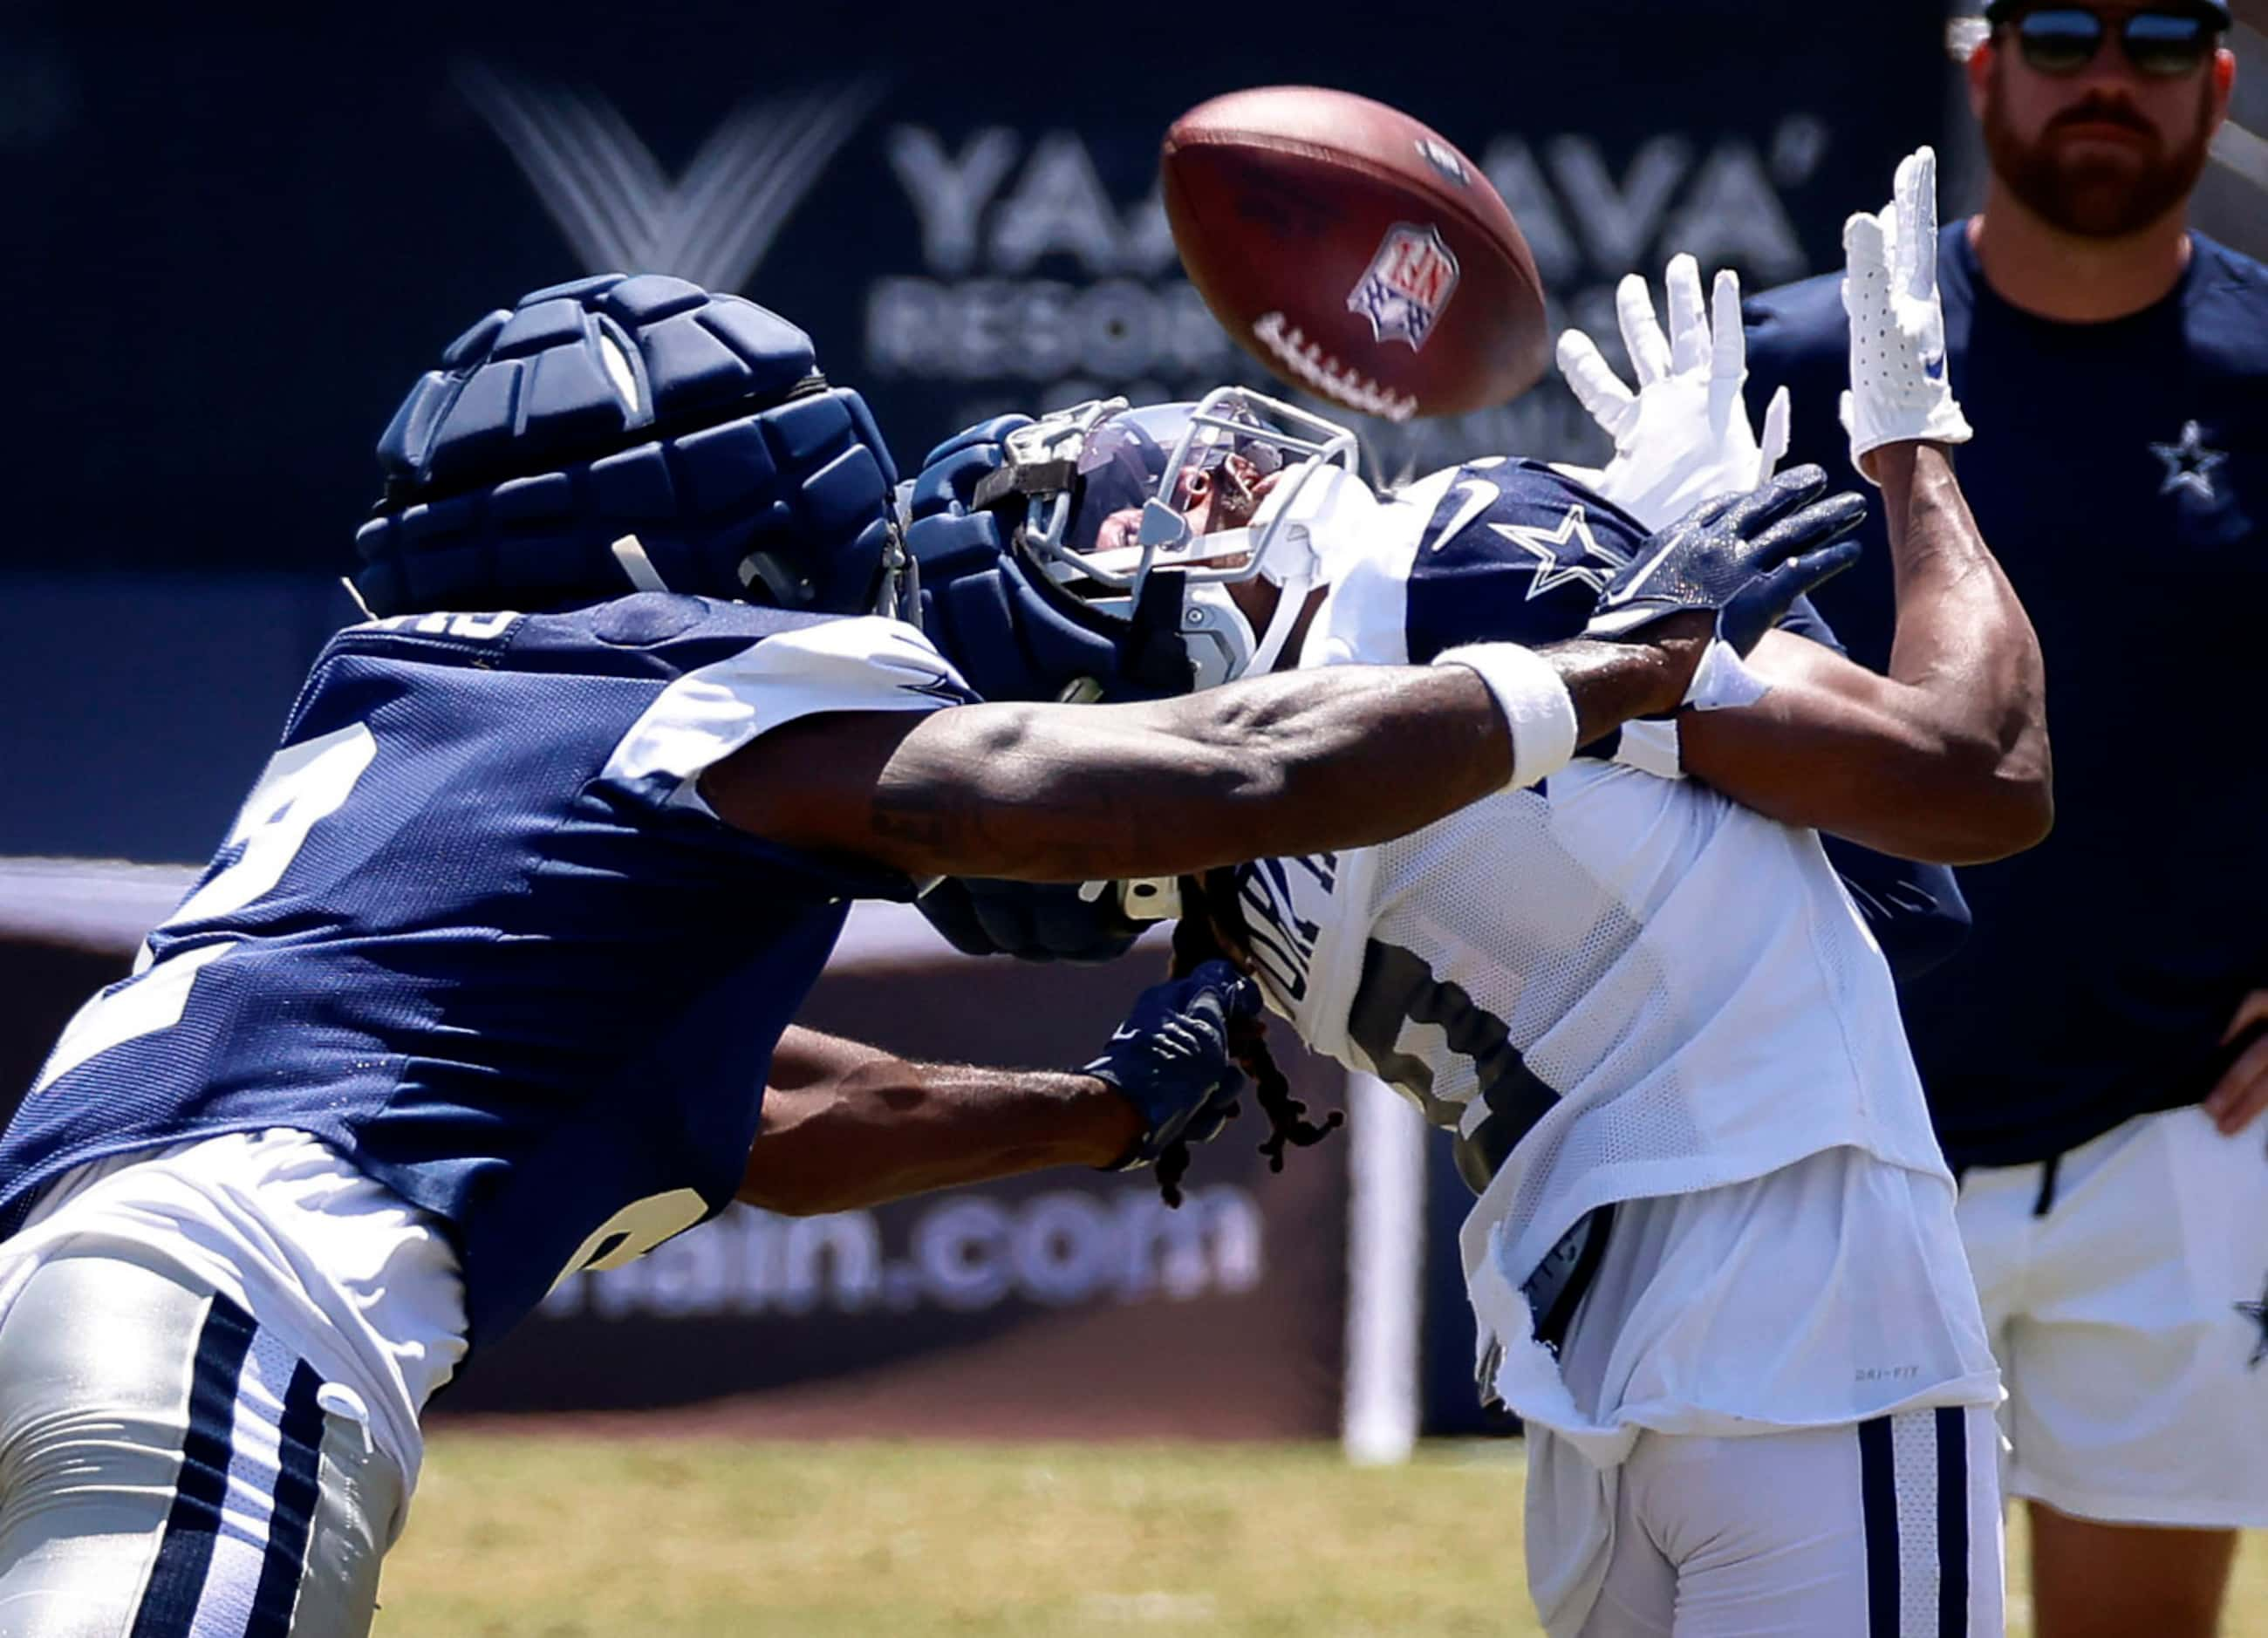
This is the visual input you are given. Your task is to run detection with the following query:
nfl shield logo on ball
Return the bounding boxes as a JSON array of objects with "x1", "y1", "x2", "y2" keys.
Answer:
[{"x1": 1346, "y1": 223, "x2": 1461, "y2": 351}]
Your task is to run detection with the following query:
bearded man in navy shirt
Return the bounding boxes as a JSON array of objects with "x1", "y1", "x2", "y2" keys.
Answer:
[{"x1": 1745, "y1": 5, "x2": 2267, "y2": 1634}]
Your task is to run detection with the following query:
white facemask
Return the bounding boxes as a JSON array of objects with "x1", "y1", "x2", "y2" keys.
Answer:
[{"x1": 1218, "y1": 463, "x2": 1383, "y2": 679}]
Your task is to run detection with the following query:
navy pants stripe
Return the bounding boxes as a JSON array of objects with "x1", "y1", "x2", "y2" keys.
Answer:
[
  {"x1": 129, "y1": 1293, "x2": 260, "y2": 1637},
  {"x1": 1858, "y1": 1408, "x2": 1978, "y2": 1637},
  {"x1": 245, "y1": 1360, "x2": 328, "y2": 1636},
  {"x1": 1857, "y1": 1414, "x2": 1901, "y2": 1637},
  {"x1": 1934, "y1": 1406, "x2": 1971, "y2": 1636},
  {"x1": 0, "y1": 1249, "x2": 406, "y2": 1638}
]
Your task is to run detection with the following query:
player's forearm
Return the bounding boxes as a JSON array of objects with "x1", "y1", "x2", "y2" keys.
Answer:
[
  {"x1": 1876, "y1": 443, "x2": 2053, "y2": 806},
  {"x1": 1677, "y1": 457, "x2": 2052, "y2": 863},
  {"x1": 1682, "y1": 637, "x2": 2051, "y2": 862},
  {"x1": 864, "y1": 640, "x2": 1688, "y2": 884},
  {"x1": 739, "y1": 1028, "x2": 1137, "y2": 1215}
]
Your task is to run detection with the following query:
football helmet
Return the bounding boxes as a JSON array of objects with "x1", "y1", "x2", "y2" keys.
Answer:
[
  {"x1": 972, "y1": 386, "x2": 1369, "y2": 687},
  {"x1": 354, "y1": 274, "x2": 909, "y2": 621}
]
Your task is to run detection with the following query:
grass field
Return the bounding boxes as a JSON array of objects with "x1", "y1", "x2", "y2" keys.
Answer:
[{"x1": 377, "y1": 1435, "x2": 2268, "y2": 1635}]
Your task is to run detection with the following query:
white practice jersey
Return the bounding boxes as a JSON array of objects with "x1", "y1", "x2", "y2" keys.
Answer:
[{"x1": 1234, "y1": 460, "x2": 1994, "y2": 1458}]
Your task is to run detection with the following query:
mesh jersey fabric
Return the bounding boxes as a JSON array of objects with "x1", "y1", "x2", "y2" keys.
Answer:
[
  {"x1": 0, "y1": 597, "x2": 972, "y2": 1351},
  {"x1": 1236, "y1": 469, "x2": 1964, "y2": 1442}
]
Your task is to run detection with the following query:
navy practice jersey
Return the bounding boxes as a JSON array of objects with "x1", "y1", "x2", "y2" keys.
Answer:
[
  {"x1": 1747, "y1": 223, "x2": 2268, "y2": 1167},
  {"x1": 0, "y1": 595, "x2": 972, "y2": 1350}
]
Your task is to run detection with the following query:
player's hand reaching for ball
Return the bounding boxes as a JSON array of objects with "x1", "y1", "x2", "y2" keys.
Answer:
[
  {"x1": 1841, "y1": 147, "x2": 1973, "y2": 482},
  {"x1": 1556, "y1": 253, "x2": 1793, "y2": 531},
  {"x1": 1084, "y1": 961, "x2": 1259, "y2": 1204}
]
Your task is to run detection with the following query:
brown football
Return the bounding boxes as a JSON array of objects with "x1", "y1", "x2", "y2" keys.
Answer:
[{"x1": 1162, "y1": 85, "x2": 1548, "y2": 421}]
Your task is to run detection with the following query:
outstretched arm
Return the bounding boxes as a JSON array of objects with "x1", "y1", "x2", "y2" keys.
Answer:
[
  {"x1": 708, "y1": 465, "x2": 1863, "y2": 884},
  {"x1": 741, "y1": 1027, "x2": 1136, "y2": 1214},
  {"x1": 705, "y1": 635, "x2": 1683, "y2": 884},
  {"x1": 741, "y1": 963, "x2": 1256, "y2": 1214},
  {"x1": 1558, "y1": 153, "x2": 2049, "y2": 864},
  {"x1": 1679, "y1": 442, "x2": 2051, "y2": 863}
]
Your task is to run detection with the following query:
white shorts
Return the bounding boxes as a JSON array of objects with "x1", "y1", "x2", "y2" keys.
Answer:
[
  {"x1": 1561, "y1": 1407, "x2": 2004, "y2": 1638},
  {"x1": 1958, "y1": 1104, "x2": 2268, "y2": 1527}
]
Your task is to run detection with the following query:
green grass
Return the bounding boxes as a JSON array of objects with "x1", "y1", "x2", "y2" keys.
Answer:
[{"x1": 378, "y1": 1436, "x2": 2268, "y2": 1636}]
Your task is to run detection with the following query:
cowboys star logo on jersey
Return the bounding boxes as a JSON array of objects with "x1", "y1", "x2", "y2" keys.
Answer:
[{"x1": 1398, "y1": 461, "x2": 1654, "y2": 662}]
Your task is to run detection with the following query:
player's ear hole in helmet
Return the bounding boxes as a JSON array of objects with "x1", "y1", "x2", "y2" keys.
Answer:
[{"x1": 352, "y1": 273, "x2": 911, "y2": 622}]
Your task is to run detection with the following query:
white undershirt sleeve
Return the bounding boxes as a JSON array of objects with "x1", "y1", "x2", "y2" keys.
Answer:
[{"x1": 600, "y1": 617, "x2": 973, "y2": 816}]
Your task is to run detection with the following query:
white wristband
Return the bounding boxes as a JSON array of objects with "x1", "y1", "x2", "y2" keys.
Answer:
[{"x1": 1433, "y1": 643, "x2": 1580, "y2": 790}]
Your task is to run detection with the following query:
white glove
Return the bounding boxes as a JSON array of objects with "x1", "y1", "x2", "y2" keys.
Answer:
[
  {"x1": 1840, "y1": 147, "x2": 1972, "y2": 482},
  {"x1": 1555, "y1": 254, "x2": 1793, "y2": 531}
]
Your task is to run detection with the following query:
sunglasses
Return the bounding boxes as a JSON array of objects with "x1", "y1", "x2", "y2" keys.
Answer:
[{"x1": 2009, "y1": 7, "x2": 2221, "y2": 77}]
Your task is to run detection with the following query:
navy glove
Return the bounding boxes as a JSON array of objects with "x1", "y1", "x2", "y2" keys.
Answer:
[
  {"x1": 1083, "y1": 960, "x2": 1259, "y2": 1206},
  {"x1": 919, "y1": 877, "x2": 1145, "y2": 965},
  {"x1": 1586, "y1": 465, "x2": 1867, "y2": 657}
]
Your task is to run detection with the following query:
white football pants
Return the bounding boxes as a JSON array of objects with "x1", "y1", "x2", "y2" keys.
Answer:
[
  {"x1": 1564, "y1": 1406, "x2": 2004, "y2": 1637},
  {"x1": 0, "y1": 1248, "x2": 401, "y2": 1637}
]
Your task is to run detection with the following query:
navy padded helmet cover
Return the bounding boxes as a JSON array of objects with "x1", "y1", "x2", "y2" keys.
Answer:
[
  {"x1": 906, "y1": 416, "x2": 1191, "y2": 706},
  {"x1": 355, "y1": 273, "x2": 899, "y2": 618}
]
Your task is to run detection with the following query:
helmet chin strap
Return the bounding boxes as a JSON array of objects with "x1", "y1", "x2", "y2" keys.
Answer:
[
  {"x1": 1177, "y1": 543, "x2": 1314, "y2": 686},
  {"x1": 1119, "y1": 449, "x2": 1377, "y2": 688}
]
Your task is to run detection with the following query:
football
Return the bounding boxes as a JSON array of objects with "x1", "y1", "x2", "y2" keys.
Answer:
[{"x1": 1161, "y1": 86, "x2": 1549, "y2": 422}]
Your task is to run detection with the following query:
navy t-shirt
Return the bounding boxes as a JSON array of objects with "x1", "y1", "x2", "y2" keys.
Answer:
[{"x1": 1745, "y1": 222, "x2": 2268, "y2": 1168}]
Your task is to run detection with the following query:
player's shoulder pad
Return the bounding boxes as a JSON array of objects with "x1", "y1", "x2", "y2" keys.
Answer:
[
  {"x1": 1397, "y1": 459, "x2": 1648, "y2": 662},
  {"x1": 1450, "y1": 458, "x2": 1650, "y2": 532},
  {"x1": 1399, "y1": 456, "x2": 1651, "y2": 555}
]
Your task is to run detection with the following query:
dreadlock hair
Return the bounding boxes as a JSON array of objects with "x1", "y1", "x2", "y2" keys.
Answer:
[{"x1": 1148, "y1": 868, "x2": 1344, "y2": 1207}]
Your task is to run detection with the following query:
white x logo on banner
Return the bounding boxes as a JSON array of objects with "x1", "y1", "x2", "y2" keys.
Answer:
[{"x1": 454, "y1": 60, "x2": 887, "y2": 295}]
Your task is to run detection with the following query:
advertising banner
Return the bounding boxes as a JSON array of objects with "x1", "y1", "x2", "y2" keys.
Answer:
[{"x1": 2, "y1": 2, "x2": 1946, "y2": 582}]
